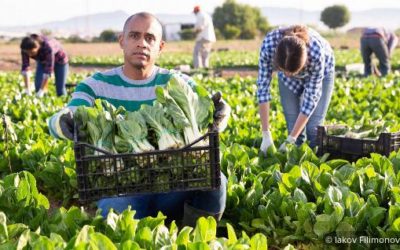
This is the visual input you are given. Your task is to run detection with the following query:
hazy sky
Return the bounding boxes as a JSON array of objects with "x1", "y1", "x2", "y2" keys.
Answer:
[{"x1": 2, "y1": 0, "x2": 400, "y2": 26}]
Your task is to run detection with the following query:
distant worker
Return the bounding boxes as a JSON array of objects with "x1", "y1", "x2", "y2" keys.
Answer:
[
  {"x1": 361, "y1": 27, "x2": 398, "y2": 76},
  {"x1": 20, "y1": 34, "x2": 69, "y2": 97},
  {"x1": 192, "y1": 5, "x2": 216, "y2": 69}
]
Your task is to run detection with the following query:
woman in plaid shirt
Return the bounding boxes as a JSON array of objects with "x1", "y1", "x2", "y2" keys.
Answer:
[
  {"x1": 257, "y1": 25, "x2": 335, "y2": 153},
  {"x1": 20, "y1": 34, "x2": 69, "y2": 97}
]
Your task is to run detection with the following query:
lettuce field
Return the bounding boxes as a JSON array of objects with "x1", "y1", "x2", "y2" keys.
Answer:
[
  {"x1": 69, "y1": 49, "x2": 400, "y2": 72},
  {"x1": 1, "y1": 50, "x2": 400, "y2": 249}
]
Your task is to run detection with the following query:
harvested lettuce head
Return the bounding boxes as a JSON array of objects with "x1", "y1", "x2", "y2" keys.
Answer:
[
  {"x1": 140, "y1": 104, "x2": 184, "y2": 150},
  {"x1": 155, "y1": 74, "x2": 214, "y2": 145},
  {"x1": 115, "y1": 111, "x2": 155, "y2": 153}
]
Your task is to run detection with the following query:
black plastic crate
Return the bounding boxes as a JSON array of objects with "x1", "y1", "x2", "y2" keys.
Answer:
[
  {"x1": 74, "y1": 132, "x2": 221, "y2": 203},
  {"x1": 317, "y1": 125, "x2": 400, "y2": 161}
]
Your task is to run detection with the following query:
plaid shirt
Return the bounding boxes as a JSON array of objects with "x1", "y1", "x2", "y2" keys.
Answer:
[
  {"x1": 21, "y1": 36, "x2": 68, "y2": 75},
  {"x1": 257, "y1": 27, "x2": 335, "y2": 116}
]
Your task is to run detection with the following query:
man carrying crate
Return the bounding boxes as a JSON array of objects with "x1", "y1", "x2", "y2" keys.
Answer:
[{"x1": 47, "y1": 12, "x2": 230, "y2": 226}]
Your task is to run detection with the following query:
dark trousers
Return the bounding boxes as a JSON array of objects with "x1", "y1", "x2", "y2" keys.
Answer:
[
  {"x1": 360, "y1": 36, "x2": 390, "y2": 76},
  {"x1": 97, "y1": 173, "x2": 227, "y2": 220},
  {"x1": 35, "y1": 62, "x2": 68, "y2": 96}
]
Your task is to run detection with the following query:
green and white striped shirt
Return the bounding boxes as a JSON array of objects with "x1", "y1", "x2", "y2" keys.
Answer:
[
  {"x1": 48, "y1": 66, "x2": 195, "y2": 139},
  {"x1": 69, "y1": 66, "x2": 195, "y2": 112}
]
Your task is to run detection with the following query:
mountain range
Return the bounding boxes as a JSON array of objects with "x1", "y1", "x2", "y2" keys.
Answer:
[{"x1": 0, "y1": 8, "x2": 399, "y2": 38}]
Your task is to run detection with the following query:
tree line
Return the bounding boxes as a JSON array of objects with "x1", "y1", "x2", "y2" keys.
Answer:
[
  {"x1": 180, "y1": 0, "x2": 350, "y2": 40},
  {"x1": 61, "y1": 1, "x2": 351, "y2": 43}
]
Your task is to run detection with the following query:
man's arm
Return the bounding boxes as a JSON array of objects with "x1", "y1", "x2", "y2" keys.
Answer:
[
  {"x1": 387, "y1": 32, "x2": 399, "y2": 57},
  {"x1": 48, "y1": 79, "x2": 96, "y2": 140},
  {"x1": 293, "y1": 46, "x2": 325, "y2": 138},
  {"x1": 21, "y1": 52, "x2": 32, "y2": 93},
  {"x1": 257, "y1": 35, "x2": 275, "y2": 131},
  {"x1": 194, "y1": 14, "x2": 205, "y2": 34}
]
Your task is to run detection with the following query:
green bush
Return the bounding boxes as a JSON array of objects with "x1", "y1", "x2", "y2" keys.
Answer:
[
  {"x1": 223, "y1": 25, "x2": 241, "y2": 39},
  {"x1": 179, "y1": 28, "x2": 195, "y2": 40},
  {"x1": 213, "y1": 0, "x2": 270, "y2": 39},
  {"x1": 98, "y1": 29, "x2": 118, "y2": 42},
  {"x1": 66, "y1": 35, "x2": 88, "y2": 43},
  {"x1": 321, "y1": 5, "x2": 351, "y2": 30}
]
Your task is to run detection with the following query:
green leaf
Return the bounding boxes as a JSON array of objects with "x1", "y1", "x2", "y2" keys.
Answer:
[
  {"x1": 208, "y1": 240, "x2": 224, "y2": 250},
  {"x1": 293, "y1": 188, "x2": 308, "y2": 203},
  {"x1": 121, "y1": 224, "x2": 137, "y2": 243},
  {"x1": 30, "y1": 235, "x2": 55, "y2": 250},
  {"x1": 119, "y1": 240, "x2": 141, "y2": 250},
  {"x1": 106, "y1": 210, "x2": 119, "y2": 231},
  {"x1": 169, "y1": 220, "x2": 178, "y2": 238},
  {"x1": 331, "y1": 202, "x2": 344, "y2": 225},
  {"x1": 250, "y1": 233, "x2": 267, "y2": 250},
  {"x1": 16, "y1": 229, "x2": 30, "y2": 250},
  {"x1": 226, "y1": 223, "x2": 237, "y2": 245},
  {"x1": 319, "y1": 173, "x2": 333, "y2": 189},
  {"x1": 313, "y1": 214, "x2": 333, "y2": 238},
  {"x1": 36, "y1": 193, "x2": 50, "y2": 209},
  {"x1": 365, "y1": 166, "x2": 377, "y2": 178},
  {"x1": 296, "y1": 203, "x2": 316, "y2": 225},
  {"x1": 90, "y1": 233, "x2": 117, "y2": 250},
  {"x1": 176, "y1": 226, "x2": 192, "y2": 246},
  {"x1": 193, "y1": 217, "x2": 216, "y2": 243},
  {"x1": 74, "y1": 225, "x2": 91, "y2": 244},
  {"x1": 388, "y1": 205, "x2": 400, "y2": 226},
  {"x1": 187, "y1": 242, "x2": 210, "y2": 250},
  {"x1": 367, "y1": 207, "x2": 386, "y2": 228},
  {"x1": 326, "y1": 186, "x2": 342, "y2": 203},
  {"x1": 16, "y1": 178, "x2": 30, "y2": 206},
  {"x1": 244, "y1": 188, "x2": 259, "y2": 208},
  {"x1": 49, "y1": 233, "x2": 66, "y2": 246},
  {"x1": 258, "y1": 205, "x2": 270, "y2": 220},
  {"x1": 335, "y1": 222, "x2": 355, "y2": 238},
  {"x1": 0, "y1": 212, "x2": 8, "y2": 243},
  {"x1": 7, "y1": 223, "x2": 28, "y2": 239},
  {"x1": 250, "y1": 218, "x2": 269, "y2": 232},
  {"x1": 344, "y1": 192, "x2": 359, "y2": 216},
  {"x1": 137, "y1": 214, "x2": 166, "y2": 231},
  {"x1": 326, "y1": 159, "x2": 349, "y2": 169},
  {"x1": 282, "y1": 244, "x2": 296, "y2": 250},
  {"x1": 134, "y1": 227, "x2": 153, "y2": 249},
  {"x1": 154, "y1": 225, "x2": 172, "y2": 249},
  {"x1": 391, "y1": 218, "x2": 400, "y2": 231}
]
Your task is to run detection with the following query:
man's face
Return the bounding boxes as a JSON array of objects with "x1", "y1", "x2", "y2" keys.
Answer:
[{"x1": 119, "y1": 16, "x2": 164, "y2": 70}]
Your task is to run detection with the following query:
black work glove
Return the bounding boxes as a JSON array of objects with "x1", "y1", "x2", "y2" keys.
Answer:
[
  {"x1": 49, "y1": 109, "x2": 86, "y2": 141},
  {"x1": 211, "y1": 91, "x2": 231, "y2": 132},
  {"x1": 59, "y1": 110, "x2": 74, "y2": 140}
]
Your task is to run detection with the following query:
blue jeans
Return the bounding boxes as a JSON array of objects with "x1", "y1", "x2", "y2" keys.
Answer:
[
  {"x1": 97, "y1": 173, "x2": 227, "y2": 220},
  {"x1": 360, "y1": 36, "x2": 390, "y2": 76},
  {"x1": 278, "y1": 71, "x2": 335, "y2": 148},
  {"x1": 35, "y1": 62, "x2": 68, "y2": 96}
]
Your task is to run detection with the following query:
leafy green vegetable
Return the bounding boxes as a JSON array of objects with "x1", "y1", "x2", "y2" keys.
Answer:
[
  {"x1": 115, "y1": 111, "x2": 154, "y2": 153},
  {"x1": 140, "y1": 104, "x2": 184, "y2": 150}
]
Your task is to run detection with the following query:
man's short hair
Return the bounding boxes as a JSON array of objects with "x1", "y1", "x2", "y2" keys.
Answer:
[{"x1": 122, "y1": 12, "x2": 163, "y2": 36}]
